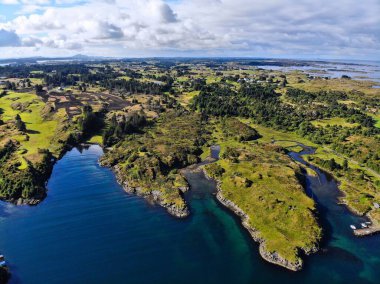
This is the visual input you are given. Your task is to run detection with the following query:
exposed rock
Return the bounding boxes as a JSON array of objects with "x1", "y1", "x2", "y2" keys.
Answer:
[
  {"x1": 6, "y1": 197, "x2": 41, "y2": 206},
  {"x1": 109, "y1": 164, "x2": 190, "y2": 218},
  {"x1": 202, "y1": 167, "x2": 316, "y2": 271}
]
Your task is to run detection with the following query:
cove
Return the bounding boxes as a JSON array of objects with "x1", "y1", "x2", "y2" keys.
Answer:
[{"x1": 0, "y1": 145, "x2": 379, "y2": 283}]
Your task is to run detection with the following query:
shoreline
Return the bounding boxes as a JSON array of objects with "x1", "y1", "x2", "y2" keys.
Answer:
[
  {"x1": 304, "y1": 159, "x2": 380, "y2": 237},
  {"x1": 201, "y1": 166, "x2": 309, "y2": 271},
  {"x1": 1, "y1": 197, "x2": 42, "y2": 206},
  {"x1": 1, "y1": 141, "x2": 191, "y2": 218},
  {"x1": 277, "y1": 139, "x2": 380, "y2": 239},
  {"x1": 338, "y1": 200, "x2": 380, "y2": 237},
  {"x1": 108, "y1": 164, "x2": 191, "y2": 218},
  {"x1": 5, "y1": 140, "x2": 377, "y2": 272},
  {"x1": 0, "y1": 137, "x2": 81, "y2": 207},
  {"x1": 353, "y1": 225, "x2": 380, "y2": 236}
]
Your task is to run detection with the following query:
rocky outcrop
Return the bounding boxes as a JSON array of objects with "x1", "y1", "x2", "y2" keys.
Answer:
[
  {"x1": 15, "y1": 198, "x2": 41, "y2": 206},
  {"x1": 0, "y1": 196, "x2": 43, "y2": 206},
  {"x1": 110, "y1": 165, "x2": 190, "y2": 218},
  {"x1": 203, "y1": 167, "x2": 316, "y2": 271}
]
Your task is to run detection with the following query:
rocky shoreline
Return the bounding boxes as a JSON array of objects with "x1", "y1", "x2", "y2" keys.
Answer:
[
  {"x1": 353, "y1": 225, "x2": 380, "y2": 236},
  {"x1": 12, "y1": 197, "x2": 42, "y2": 206},
  {"x1": 281, "y1": 140, "x2": 380, "y2": 239},
  {"x1": 304, "y1": 159, "x2": 380, "y2": 238},
  {"x1": 202, "y1": 167, "x2": 317, "y2": 271},
  {"x1": 109, "y1": 164, "x2": 190, "y2": 218},
  {"x1": 0, "y1": 181, "x2": 48, "y2": 206}
]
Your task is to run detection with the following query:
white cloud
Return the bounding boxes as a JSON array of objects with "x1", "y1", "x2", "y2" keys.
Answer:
[
  {"x1": 21, "y1": 36, "x2": 42, "y2": 46},
  {"x1": 0, "y1": 0, "x2": 51, "y2": 4},
  {"x1": 15, "y1": 4, "x2": 47, "y2": 14},
  {"x1": 0, "y1": 0, "x2": 19, "y2": 4},
  {"x1": 0, "y1": 0, "x2": 379, "y2": 58}
]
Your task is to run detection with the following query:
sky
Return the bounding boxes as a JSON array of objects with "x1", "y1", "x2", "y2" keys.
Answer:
[{"x1": 0, "y1": 0, "x2": 379, "y2": 60}]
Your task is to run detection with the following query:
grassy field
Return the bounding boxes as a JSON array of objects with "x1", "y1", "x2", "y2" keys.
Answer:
[
  {"x1": 370, "y1": 114, "x2": 380, "y2": 128},
  {"x1": 0, "y1": 91, "x2": 69, "y2": 165},
  {"x1": 239, "y1": 117, "x2": 378, "y2": 176},
  {"x1": 288, "y1": 75, "x2": 379, "y2": 97},
  {"x1": 0, "y1": 90, "x2": 75, "y2": 201},
  {"x1": 87, "y1": 135, "x2": 103, "y2": 145},
  {"x1": 239, "y1": 118, "x2": 319, "y2": 147},
  {"x1": 29, "y1": 78, "x2": 44, "y2": 85},
  {"x1": 237, "y1": 102, "x2": 380, "y2": 223},
  {"x1": 311, "y1": 117, "x2": 360, "y2": 128},
  {"x1": 178, "y1": 90, "x2": 199, "y2": 107},
  {"x1": 117, "y1": 75, "x2": 131, "y2": 81},
  {"x1": 204, "y1": 119, "x2": 321, "y2": 264}
]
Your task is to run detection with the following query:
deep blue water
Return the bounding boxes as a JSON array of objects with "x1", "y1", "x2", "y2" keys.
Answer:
[{"x1": 0, "y1": 145, "x2": 379, "y2": 284}]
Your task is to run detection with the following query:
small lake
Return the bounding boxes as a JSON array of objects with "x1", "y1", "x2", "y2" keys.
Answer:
[{"x1": 0, "y1": 145, "x2": 379, "y2": 283}]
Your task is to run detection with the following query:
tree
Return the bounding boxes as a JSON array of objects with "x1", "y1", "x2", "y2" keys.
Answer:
[
  {"x1": 81, "y1": 82, "x2": 86, "y2": 92},
  {"x1": 80, "y1": 105, "x2": 104, "y2": 137},
  {"x1": 328, "y1": 158, "x2": 340, "y2": 171},
  {"x1": 343, "y1": 159, "x2": 348, "y2": 171},
  {"x1": 281, "y1": 78, "x2": 288, "y2": 87},
  {"x1": 35, "y1": 84, "x2": 43, "y2": 94},
  {"x1": 15, "y1": 114, "x2": 26, "y2": 132}
]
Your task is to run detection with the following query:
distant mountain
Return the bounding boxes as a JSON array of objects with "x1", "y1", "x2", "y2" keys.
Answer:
[
  {"x1": 0, "y1": 54, "x2": 115, "y2": 65},
  {"x1": 71, "y1": 54, "x2": 90, "y2": 59}
]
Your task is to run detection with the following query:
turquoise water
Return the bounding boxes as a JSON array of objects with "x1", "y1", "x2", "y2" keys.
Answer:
[{"x1": 0, "y1": 145, "x2": 379, "y2": 283}]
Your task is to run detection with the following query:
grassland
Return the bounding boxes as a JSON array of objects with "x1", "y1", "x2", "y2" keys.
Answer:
[
  {"x1": 311, "y1": 117, "x2": 360, "y2": 128},
  {"x1": 238, "y1": 118, "x2": 380, "y2": 227},
  {"x1": 239, "y1": 118, "x2": 319, "y2": 148},
  {"x1": 0, "y1": 91, "x2": 70, "y2": 162},
  {"x1": 204, "y1": 119, "x2": 321, "y2": 269},
  {"x1": 86, "y1": 135, "x2": 103, "y2": 145},
  {"x1": 177, "y1": 90, "x2": 200, "y2": 107},
  {"x1": 371, "y1": 114, "x2": 380, "y2": 128},
  {"x1": 287, "y1": 74, "x2": 379, "y2": 97},
  {"x1": 0, "y1": 90, "x2": 76, "y2": 202}
]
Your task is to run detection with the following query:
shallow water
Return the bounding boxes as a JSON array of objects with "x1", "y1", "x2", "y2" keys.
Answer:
[{"x1": 0, "y1": 145, "x2": 379, "y2": 283}]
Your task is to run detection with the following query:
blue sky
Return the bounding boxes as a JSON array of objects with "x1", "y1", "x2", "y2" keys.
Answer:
[{"x1": 0, "y1": 0, "x2": 379, "y2": 59}]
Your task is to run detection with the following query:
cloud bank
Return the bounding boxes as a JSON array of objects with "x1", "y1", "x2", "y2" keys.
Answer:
[{"x1": 0, "y1": 0, "x2": 379, "y2": 59}]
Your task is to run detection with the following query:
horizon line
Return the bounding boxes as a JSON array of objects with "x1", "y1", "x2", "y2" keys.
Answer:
[{"x1": 0, "y1": 54, "x2": 379, "y2": 63}]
